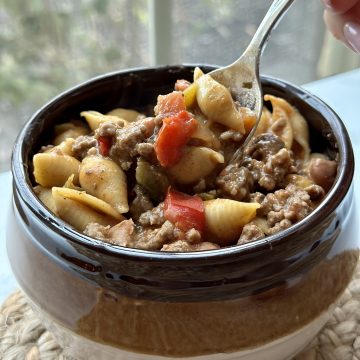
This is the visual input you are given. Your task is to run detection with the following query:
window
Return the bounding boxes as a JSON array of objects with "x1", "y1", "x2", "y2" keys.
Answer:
[{"x1": 0, "y1": 0, "x2": 357, "y2": 170}]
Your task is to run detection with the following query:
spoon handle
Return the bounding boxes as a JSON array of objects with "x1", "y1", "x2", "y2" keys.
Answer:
[{"x1": 243, "y1": 0, "x2": 296, "y2": 58}]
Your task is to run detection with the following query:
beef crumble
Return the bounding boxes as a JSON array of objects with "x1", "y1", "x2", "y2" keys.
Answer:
[
  {"x1": 109, "y1": 117, "x2": 158, "y2": 171},
  {"x1": 243, "y1": 134, "x2": 297, "y2": 191}
]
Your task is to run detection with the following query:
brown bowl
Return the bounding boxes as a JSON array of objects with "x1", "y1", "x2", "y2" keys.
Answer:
[{"x1": 7, "y1": 65, "x2": 359, "y2": 360}]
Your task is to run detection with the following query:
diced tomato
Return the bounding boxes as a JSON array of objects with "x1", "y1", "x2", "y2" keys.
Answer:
[
  {"x1": 175, "y1": 79, "x2": 191, "y2": 92},
  {"x1": 98, "y1": 136, "x2": 112, "y2": 156},
  {"x1": 155, "y1": 91, "x2": 186, "y2": 117},
  {"x1": 155, "y1": 110, "x2": 197, "y2": 167},
  {"x1": 164, "y1": 188, "x2": 205, "y2": 233}
]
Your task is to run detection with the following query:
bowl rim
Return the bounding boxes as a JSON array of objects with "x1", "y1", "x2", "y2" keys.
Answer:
[{"x1": 11, "y1": 64, "x2": 355, "y2": 263}]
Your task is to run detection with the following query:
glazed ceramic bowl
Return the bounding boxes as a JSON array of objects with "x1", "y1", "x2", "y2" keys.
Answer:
[{"x1": 7, "y1": 65, "x2": 359, "y2": 360}]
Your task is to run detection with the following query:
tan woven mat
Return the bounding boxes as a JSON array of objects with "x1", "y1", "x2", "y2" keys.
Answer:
[{"x1": 1, "y1": 261, "x2": 359, "y2": 360}]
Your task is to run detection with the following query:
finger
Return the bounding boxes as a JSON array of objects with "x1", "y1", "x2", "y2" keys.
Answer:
[
  {"x1": 324, "y1": 7, "x2": 360, "y2": 53},
  {"x1": 324, "y1": 10, "x2": 347, "y2": 43},
  {"x1": 342, "y1": 1, "x2": 360, "y2": 52},
  {"x1": 322, "y1": 0, "x2": 359, "y2": 14}
]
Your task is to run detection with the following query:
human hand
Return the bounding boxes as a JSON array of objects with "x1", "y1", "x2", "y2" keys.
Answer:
[{"x1": 322, "y1": 0, "x2": 360, "y2": 53}]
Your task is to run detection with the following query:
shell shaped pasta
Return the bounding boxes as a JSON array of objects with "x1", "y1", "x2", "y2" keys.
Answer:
[
  {"x1": 45, "y1": 138, "x2": 75, "y2": 157},
  {"x1": 255, "y1": 107, "x2": 272, "y2": 136},
  {"x1": 52, "y1": 189, "x2": 118, "y2": 231},
  {"x1": 52, "y1": 187, "x2": 123, "y2": 221},
  {"x1": 56, "y1": 138, "x2": 76, "y2": 156},
  {"x1": 191, "y1": 113, "x2": 221, "y2": 150},
  {"x1": 264, "y1": 95, "x2": 293, "y2": 150},
  {"x1": 193, "y1": 67, "x2": 204, "y2": 82},
  {"x1": 79, "y1": 156, "x2": 129, "y2": 214},
  {"x1": 53, "y1": 122, "x2": 88, "y2": 145},
  {"x1": 33, "y1": 185, "x2": 58, "y2": 215},
  {"x1": 204, "y1": 199, "x2": 260, "y2": 245},
  {"x1": 33, "y1": 153, "x2": 80, "y2": 188},
  {"x1": 289, "y1": 110, "x2": 310, "y2": 162},
  {"x1": 63, "y1": 174, "x2": 82, "y2": 191},
  {"x1": 106, "y1": 108, "x2": 144, "y2": 123},
  {"x1": 81, "y1": 111, "x2": 128, "y2": 131},
  {"x1": 196, "y1": 74, "x2": 245, "y2": 133},
  {"x1": 168, "y1": 146, "x2": 224, "y2": 184},
  {"x1": 265, "y1": 95, "x2": 310, "y2": 161},
  {"x1": 183, "y1": 82, "x2": 198, "y2": 109},
  {"x1": 251, "y1": 217, "x2": 270, "y2": 235}
]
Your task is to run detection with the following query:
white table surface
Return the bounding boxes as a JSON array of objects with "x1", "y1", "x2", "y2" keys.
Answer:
[{"x1": 1, "y1": 69, "x2": 360, "y2": 303}]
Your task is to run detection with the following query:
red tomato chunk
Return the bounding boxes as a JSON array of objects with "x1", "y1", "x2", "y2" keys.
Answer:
[
  {"x1": 164, "y1": 188, "x2": 205, "y2": 233},
  {"x1": 98, "y1": 136, "x2": 112, "y2": 156},
  {"x1": 155, "y1": 110, "x2": 197, "y2": 167}
]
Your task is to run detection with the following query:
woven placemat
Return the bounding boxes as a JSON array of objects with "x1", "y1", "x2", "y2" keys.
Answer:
[{"x1": 1, "y1": 261, "x2": 360, "y2": 360}]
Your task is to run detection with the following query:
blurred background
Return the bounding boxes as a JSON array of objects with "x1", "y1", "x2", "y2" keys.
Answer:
[{"x1": 0, "y1": 0, "x2": 359, "y2": 171}]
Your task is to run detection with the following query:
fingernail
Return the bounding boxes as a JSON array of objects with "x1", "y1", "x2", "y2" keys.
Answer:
[{"x1": 344, "y1": 22, "x2": 360, "y2": 53}]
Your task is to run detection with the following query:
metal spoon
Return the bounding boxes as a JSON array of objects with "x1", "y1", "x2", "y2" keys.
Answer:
[{"x1": 208, "y1": 0, "x2": 295, "y2": 162}]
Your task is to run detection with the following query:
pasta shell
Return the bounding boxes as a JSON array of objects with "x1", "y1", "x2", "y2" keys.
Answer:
[
  {"x1": 79, "y1": 156, "x2": 129, "y2": 214},
  {"x1": 264, "y1": 95, "x2": 293, "y2": 150},
  {"x1": 265, "y1": 95, "x2": 310, "y2": 161},
  {"x1": 33, "y1": 152, "x2": 80, "y2": 188},
  {"x1": 251, "y1": 217, "x2": 270, "y2": 235},
  {"x1": 53, "y1": 122, "x2": 88, "y2": 145},
  {"x1": 52, "y1": 189, "x2": 118, "y2": 231},
  {"x1": 52, "y1": 187, "x2": 123, "y2": 221},
  {"x1": 289, "y1": 109, "x2": 310, "y2": 162},
  {"x1": 45, "y1": 138, "x2": 75, "y2": 157},
  {"x1": 183, "y1": 82, "x2": 198, "y2": 109},
  {"x1": 193, "y1": 67, "x2": 204, "y2": 82},
  {"x1": 204, "y1": 199, "x2": 260, "y2": 245},
  {"x1": 196, "y1": 74, "x2": 245, "y2": 133},
  {"x1": 106, "y1": 108, "x2": 144, "y2": 123},
  {"x1": 255, "y1": 107, "x2": 272, "y2": 136},
  {"x1": 81, "y1": 111, "x2": 128, "y2": 131},
  {"x1": 63, "y1": 174, "x2": 82, "y2": 191},
  {"x1": 191, "y1": 113, "x2": 221, "y2": 150},
  {"x1": 56, "y1": 138, "x2": 76, "y2": 156},
  {"x1": 33, "y1": 185, "x2": 58, "y2": 215},
  {"x1": 168, "y1": 146, "x2": 224, "y2": 184}
]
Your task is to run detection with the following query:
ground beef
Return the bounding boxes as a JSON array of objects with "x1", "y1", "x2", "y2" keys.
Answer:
[
  {"x1": 243, "y1": 134, "x2": 296, "y2": 191},
  {"x1": 110, "y1": 117, "x2": 157, "y2": 171},
  {"x1": 129, "y1": 185, "x2": 154, "y2": 221},
  {"x1": 183, "y1": 228, "x2": 202, "y2": 244},
  {"x1": 216, "y1": 164, "x2": 254, "y2": 201},
  {"x1": 84, "y1": 220, "x2": 134, "y2": 247},
  {"x1": 72, "y1": 135, "x2": 97, "y2": 159},
  {"x1": 254, "y1": 183, "x2": 319, "y2": 236},
  {"x1": 96, "y1": 120, "x2": 126, "y2": 138},
  {"x1": 238, "y1": 223, "x2": 265, "y2": 245},
  {"x1": 161, "y1": 240, "x2": 220, "y2": 252},
  {"x1": 85, "y1": 220, "x2": 176, "y2": 250},
  {"x1": 138, "y1": 203, "x2": 166, "y2": 227},
  {"x1": 305, "y1": 184, "x2": 325, "y2": 200},
  {"x1": 84, "y1": 223, "x2": 110, "y2": 241},
  {"x1": 136, "y1": 142, "x2": 155, "y2": 159},
  {"x1": 245, "y1": 133, "x2": 284, "y2": 161},
  {"x1": 266, "y1": 219, "x2": 293, "y2": 236},
  {"x1": 133, "y1": 221, "x2": 177, "y2": 250}
]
